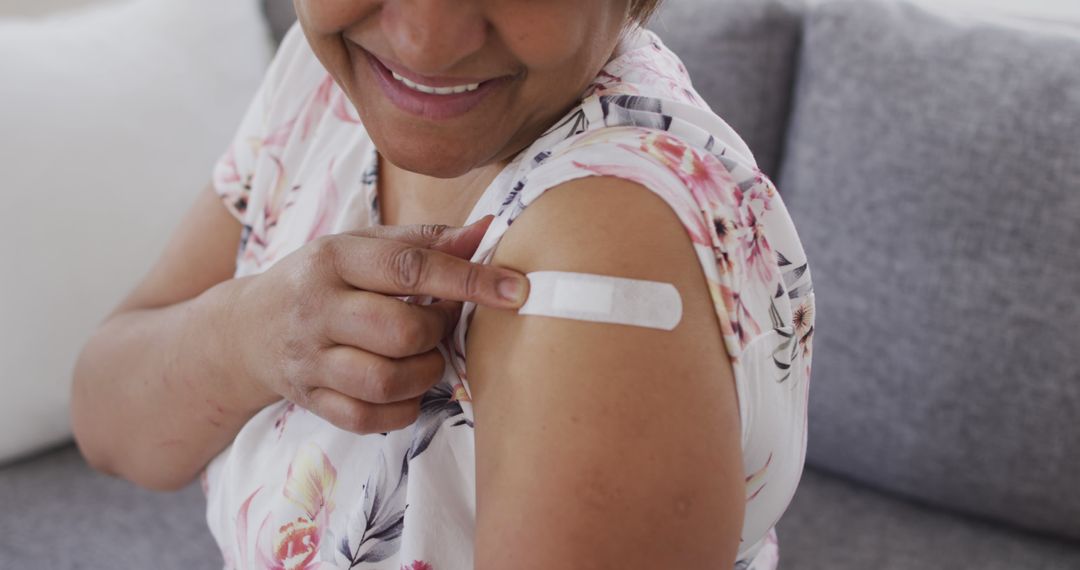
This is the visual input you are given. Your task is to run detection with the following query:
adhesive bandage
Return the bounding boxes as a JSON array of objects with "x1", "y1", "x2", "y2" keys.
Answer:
[{"x1": 517, "y1": 271, "x2": 683, "y2": 331}]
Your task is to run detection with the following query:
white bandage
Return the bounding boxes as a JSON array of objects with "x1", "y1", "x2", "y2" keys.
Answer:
[{"x1": 518, "y1": 271, "x2": 682, "y2": 331}]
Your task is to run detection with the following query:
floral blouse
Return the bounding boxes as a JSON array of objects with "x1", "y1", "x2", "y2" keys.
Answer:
[{"x1": 203, "y1": 22, "x2": 815, "y2": 570}]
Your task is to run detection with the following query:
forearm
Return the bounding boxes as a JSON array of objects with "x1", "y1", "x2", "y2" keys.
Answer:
[{"x1": 70, "y1": 276, "x2": 280, "y2": 491}]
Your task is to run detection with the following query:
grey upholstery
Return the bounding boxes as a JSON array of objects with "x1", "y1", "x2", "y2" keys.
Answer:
[
  {"x1": 652, "y1": 0, "x2": 803, "y2": 177},
  {"x1": 0, "y1": 444, "x2": 217, "y2": 569},
  {"x1": 778, "y1": 0, "x2": 1080, "y2": 539},
  {"x1": 264, "y1": 0, "x2": 296, "y2": 45},
  {"x1": 778, "y1": 470, "x2": 1080, "y2": 569},
  {"x1": 4, "y1": 444, "x2": 1079, "y2": 569},
  {"x1": 6, "y1": 2, "x2": 1078, "y2": 568},
  {"x1": 259, "y1": 0, "x2": 804, "y2": 177}
]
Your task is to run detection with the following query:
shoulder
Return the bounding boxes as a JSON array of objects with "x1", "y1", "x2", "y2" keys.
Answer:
[
  {"x1": 474, "y1": 171, "x2": 728, "y2": 363},
  {"x1": 588, "y1": 28, "x2": 708, "y2": 108},
  {"x1": 485, "y1": 117, "x2": 811, "y2": 365},
  {"x1": 465, "y1": 172, "x2": 747, "y2": 567},
  {"x1": 510, "y1": 126, "x2": 763, "y2": 264},
  {"x1": 490, "y1": 174, "x2": 700, "y2": 281}
]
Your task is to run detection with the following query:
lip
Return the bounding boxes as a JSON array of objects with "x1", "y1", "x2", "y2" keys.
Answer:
[
  {"x1": 359, "y1": 46, "x2": 509, "y2": 121},
  {"x1": 375, "y1": 55, "x2": 492, "y2": 88}
]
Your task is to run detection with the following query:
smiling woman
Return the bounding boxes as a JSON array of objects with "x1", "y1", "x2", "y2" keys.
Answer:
[
  {"x1": 297, "y1": 0, "x2": 634, "y2": 178},
  {"x1": 70, "y1": 1, "x2": 814, "y2": 569}
]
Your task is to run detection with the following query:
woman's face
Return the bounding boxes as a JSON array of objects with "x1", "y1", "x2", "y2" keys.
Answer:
[{"x1": 294, "y1": 0, "x2": 631, "y2": 178}]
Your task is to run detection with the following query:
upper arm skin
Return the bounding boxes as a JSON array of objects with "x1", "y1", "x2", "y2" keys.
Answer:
[
  {"x1": 468, "y1": 176, "x2": 745, "y2": 569},
  {"x1": 107, "y1": 183, "x2": 242, "y2": 318}
]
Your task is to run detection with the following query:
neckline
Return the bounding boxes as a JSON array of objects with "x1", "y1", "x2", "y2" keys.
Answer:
[{"x1": 363, "y1": 144, "x2": 522, "y2": 229}]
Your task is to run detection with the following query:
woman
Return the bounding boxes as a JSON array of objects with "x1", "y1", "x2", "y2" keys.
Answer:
[{"x1": 71, "y1": 1, "x2": 815, "y2": 568}]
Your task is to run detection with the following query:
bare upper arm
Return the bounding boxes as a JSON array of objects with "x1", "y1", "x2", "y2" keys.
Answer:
[
  {"x1": 467, "y1": 176, "x2": 745, "y2": 569},
  {"x1": 107, "y1": 183, "x2": 242, "y2": 318}
]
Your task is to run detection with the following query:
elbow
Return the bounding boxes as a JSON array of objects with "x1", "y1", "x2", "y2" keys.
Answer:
[
  {"x1": 70, "y1": 342, "x2": 115, "y2": 477},
  {"x1": 126, "y1": 469, "x2": 199, "y2": 493},
  {"x1": 69, "y1": 336, "x2": 122, "y2": 466},
  {"x1": 71, "y1": 426, "x2": 119, "y2": 479},
  {"x1": 70, "y1": 344, "x2": 194, "y2": 493},
  {"x1": 72, "y1": 428, "x2": 197, "y2": 493},
  {"x1": 71, "y1": 414, "x2": 197, "y2": 493}
]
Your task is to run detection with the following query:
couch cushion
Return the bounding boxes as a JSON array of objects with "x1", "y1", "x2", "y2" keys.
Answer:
[
  {"x1": 778, "y1": 0, "x2": 1080, "y2": 539},
  {"x1": 0, "y1": 0, "x2": 272, "y2": 466},
  {"x1": 8, "y1": 444, "x2": 1080, "y2": 570},
  {"x1": 780, "y1": 469, "x2": 1080, "y2": 569},
  {"x1": 0, "y1": 444, "x2": 218, "y2": 569},
  {"x1": 652, "y1": 0, "x2": 803, "y2": 177},
  {"x1": 260, "y1": 0, "x2": 804, "y2": 177},
  {"x1": 264, "y1": 0, "x2": 295, "y2": 44}
]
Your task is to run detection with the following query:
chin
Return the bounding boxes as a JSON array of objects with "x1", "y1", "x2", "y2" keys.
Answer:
[
  {"x1": 375, "y1": 132, "x2": 496, "y2": 179},
  {"x1": 392, "y1": 155, "x2": 474, "y2": 179}
]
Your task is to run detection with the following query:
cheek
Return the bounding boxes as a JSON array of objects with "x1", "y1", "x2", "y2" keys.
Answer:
[
  {"x1": 294, "y1": 0, "x2": 376, "y2": 35},
  {"x1": 496, "y1": 5, "x2": 623, "y2": 89},
  {"x1": 500, "y1": 13, "x2": 589, "y2": 75},
  {"x1": 296, "y1": 0, "x2": 379, "y2": 89}
]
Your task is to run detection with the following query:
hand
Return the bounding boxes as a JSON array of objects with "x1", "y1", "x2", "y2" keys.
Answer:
[{"x1": 230, "y1": 216, "x2": 526, "y2": 434}]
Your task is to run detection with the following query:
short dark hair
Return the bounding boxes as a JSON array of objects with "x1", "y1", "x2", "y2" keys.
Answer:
[{"x1": 630, "y1": 0, "x2": 664, "y2": 23}]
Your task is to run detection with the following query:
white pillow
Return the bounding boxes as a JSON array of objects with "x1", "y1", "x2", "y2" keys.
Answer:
[
  {"x1": 0, "y1": 0, "x2": 273, "y2": 464},
  {"x1": 0, "y1": 0, "x2": 113, "y2": 18}
]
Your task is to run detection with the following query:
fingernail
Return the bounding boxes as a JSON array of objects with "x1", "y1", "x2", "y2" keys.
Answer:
[
  {"x1": 468, "y1": 215, "x2": 495, "y2": 228},
  {"x1": 497, "y1": 276, "x2": 528, "y2": 305}
]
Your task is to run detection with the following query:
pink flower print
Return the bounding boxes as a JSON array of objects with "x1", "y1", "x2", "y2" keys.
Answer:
[
  {"x1": 731, "y1": 289, "x2": 763, "y2": 349},
  {"x1": 799, "y1": 324, "x2": 815, "y2": 360},
  {"x1": 333, "y1": 91, "x2": 362, "y2": 124},
  {"x1": 283, "y1": 444, "x2": 338, "y2": 521},
  {"x1": 638, "y1": 131, "x2": 739, "y2": 214},
  {"x1": 262, "y1": 118, "x2": 298, "y2": 150},
  {"x1": 745, "y1": 453, "x2": 773, "y2": 502},
  {"x1": 706, "y1": 279, "x2": 739, "y2": 345},
  {"x1": 570, "y1": 158, "x2": 714, "y2": 248},
  {"x1": 300, "y1": 76, "x2": 336, "y2": 140},
  {"x1": 401, "y1": 561, "x2": 434, "y2": 570},
  {"x1": 217, "y1": 146, "x2": 242, "y2": 186},
  {"x1": 265, "y1": 155, "x2": 292, "y2": 220},
  {"x1": 583, "y1": 68, "x2": 623, "y2": 97},
  {"x1": 306, "y1": 159, "x2": 342, "y2": 242},
  {"x1": 792, "y1": 299, "x2": 814, "y2": 334},
  {"x1": 235, "y1": 487, "x2": 262, "y2": 569},
  {"x1": 739, "y1": 207, "x2": 780, "y2": 288},
  {"x1": 257, "y1": 514, "x2": 323, "y2": 570},
  {"x1": 451, "y1": 382, "x2": 470, "y2": 403},
  {"x1": 713, "y1": 216, "x2": 738, "y2": 274},
  {"x1": 274, "y1": 402, "x2": 297, "y2": 440},
  {"x1": 255, "y1": 444, "x2": 338, "y2": 570}
]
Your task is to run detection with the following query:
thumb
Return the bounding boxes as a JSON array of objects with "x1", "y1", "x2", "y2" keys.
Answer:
[{"x1": 429, "y1": 215, "x2": 495, "y2": 260}]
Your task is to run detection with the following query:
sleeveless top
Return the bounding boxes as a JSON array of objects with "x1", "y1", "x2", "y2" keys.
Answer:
[{"x1": 203, "y1": 22, "x2": 815, "y2": 570}]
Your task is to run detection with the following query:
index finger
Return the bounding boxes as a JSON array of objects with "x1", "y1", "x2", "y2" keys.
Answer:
[
  {"x1": 329, "y1": 234, "x2": 529, "y2": 309},
  {"x1": 340, "y1": 216, "x2": 494, "y2": 259}
]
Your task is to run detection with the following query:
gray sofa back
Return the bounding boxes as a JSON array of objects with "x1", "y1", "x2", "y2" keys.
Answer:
[
  {"x1": 779, "y1": 0, "x2": 1080, "y2": 540},
  {"x1": 651, "y1": 0, "x2": 802, "y2": 177},
  {"x1": 262, "y1": 0, "x2": 1080, "y2": 542}
]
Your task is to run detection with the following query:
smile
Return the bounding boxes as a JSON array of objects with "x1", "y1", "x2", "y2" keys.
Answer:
[
  {"x1": 389, "y1": 71, "x2": 481, "y2": 95},
  {"x1": 357, "y1": 44, "x2": 510, "y2": 121}
]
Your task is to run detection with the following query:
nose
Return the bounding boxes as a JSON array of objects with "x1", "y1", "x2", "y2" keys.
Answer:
[{"x1": 381, "y1": 0, "x2": 488, "y2": 75}]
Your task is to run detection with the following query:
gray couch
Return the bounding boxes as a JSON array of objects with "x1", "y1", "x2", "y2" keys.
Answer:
[{"x1": 4, "y1": 0, "x2": 1078, "y2": 568}]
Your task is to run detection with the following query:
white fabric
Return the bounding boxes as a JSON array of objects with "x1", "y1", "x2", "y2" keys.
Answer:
[{"x1": 0, "y1": 0, "x2": 272, "y2": 464}]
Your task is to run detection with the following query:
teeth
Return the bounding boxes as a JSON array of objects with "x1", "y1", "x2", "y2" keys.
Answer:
[{"x1": 391, "y1": 70, "x2": 480, "y2": 95}]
